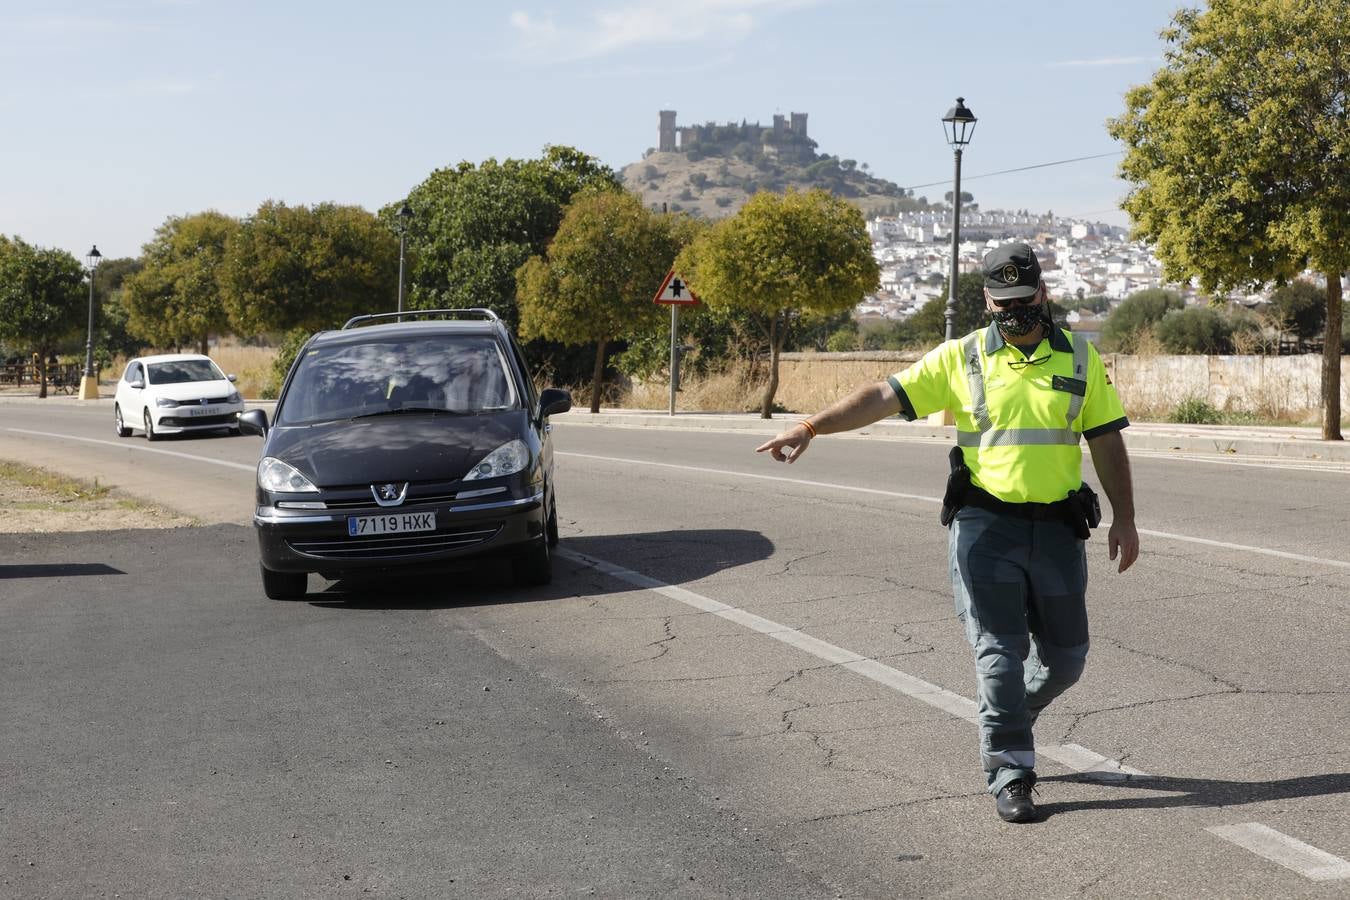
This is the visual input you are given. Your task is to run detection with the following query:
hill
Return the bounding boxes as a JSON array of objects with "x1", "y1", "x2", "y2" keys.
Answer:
[{"x1": 621, "y1": 149, "x2": 936, "y2": 221}]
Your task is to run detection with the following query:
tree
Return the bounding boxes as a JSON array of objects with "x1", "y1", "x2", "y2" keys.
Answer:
[
  {"x1": 675, "y1": 189, "x2": 880, "y2": 417},
  {"x1": 1109, "y1": 0, "x2": 1349, "y2": 438},
  {"x1": 0, "y1": 238, "x2": 85, "y2": 398},
  {"x1": 1100, "y1": 288, "x2": 1184, "y2": 353},
  {"x1": 517, "y1": 189, "x2": 697, "y2": 413},
  {"x1": 1268, "y1": 280, "x2": 1326, "y2": 343},
  {"x1": 394, "y1": 145, "x2": 619, "y2": 331},
  {"x1": 220, "y1": 201, "x2": 398, "y2": 335},
  {"x1": 123, "y1": 212, "x2": 238, "y2": 353},
  {"x1": 1155, "y1": 306, "x2": 1234, "y2": 354},
  {"x1": 92, "y1": 257, "x2": 144, "y2": 365}
]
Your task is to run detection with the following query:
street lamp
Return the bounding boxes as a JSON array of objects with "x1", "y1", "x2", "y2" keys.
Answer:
[
  {"x1": 395, "y1": 202, "x2": 413, "y2": 314},
  {"x1": 941, "y1": 97, "x2": 977, "y2": 341},
  {"x1": 79, "y1": 245, "x2": 102, "y2": 400}
]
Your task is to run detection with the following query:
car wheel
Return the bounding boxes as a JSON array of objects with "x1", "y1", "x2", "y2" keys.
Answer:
[
  {"x1": 143, "y1": 410, "x2": 159, "y2": 442},
  {"x1": 114, "y1": 405, "x2": 132, "y2": 437},
  {"x1": 261, "y1": 565, "x2": 307, "y2": 600},
  {"x1": 512, "y1": 538, "x2": 552, "y2": 587},
  {"x1": 546, "y1": 499, "x2": 559, "y2": 547}
]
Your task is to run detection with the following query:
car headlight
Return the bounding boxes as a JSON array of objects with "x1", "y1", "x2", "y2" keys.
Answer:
[
  {"x1": 258, "y1": 456, "x2": 319, "y2": 493},
  {"x1": 227, "y1": 390, "x2": 241, "y2": 404},
  {"x1": 463, "y1": 439, "x2": 529, "y2": 480},
  {"x1": 155, "y1": 397, "x2": 180, "y2": 408}
]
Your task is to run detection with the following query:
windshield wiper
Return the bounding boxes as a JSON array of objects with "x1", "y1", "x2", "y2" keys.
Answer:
[{"x1": 350, "y1": 407, "x2": 462, "y2": 420}]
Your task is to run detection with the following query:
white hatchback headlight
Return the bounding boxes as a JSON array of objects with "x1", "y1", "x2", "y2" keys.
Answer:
[
  {"x1": 227, "y1": 390, "x2": 241, "y2": 404},
  {"x1": 463, "y1": 439, "x2": 530, "y2": 481},
  {"x1": 258, "y1": 456, "x2": 319, "y2": 493},
  {"x1": 155, "y1": 397, "x2": 180, "y2": 408}
]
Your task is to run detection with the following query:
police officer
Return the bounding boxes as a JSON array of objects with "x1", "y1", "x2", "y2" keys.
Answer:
[{"x1": 756, "y1": 242, "x2": 1139, "y2": 824}]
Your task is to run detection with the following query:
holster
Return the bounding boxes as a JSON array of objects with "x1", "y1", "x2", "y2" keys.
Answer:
[
  {"x1": 940, "y1": 446, "x2": 970, "y2": 528},
  {"x1": 1063, "y1": 484, "x2": 1102, "y2": 540}
]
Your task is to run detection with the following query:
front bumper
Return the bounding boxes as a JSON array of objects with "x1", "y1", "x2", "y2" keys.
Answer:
[
  {"x1": 150, "y1": 405, "x2": 244, "y2": 432},
  {"x1": 254, "y1": 491, "x2": 546, "y2": 577}
]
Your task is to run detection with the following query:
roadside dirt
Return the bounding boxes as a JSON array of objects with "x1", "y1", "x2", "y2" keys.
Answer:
[{"x1": 0, "y1": 479, "x2": 196, "y2": 533}]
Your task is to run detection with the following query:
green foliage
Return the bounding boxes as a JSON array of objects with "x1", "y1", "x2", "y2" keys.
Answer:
[
  {"x1": 1074, "y1": 294, "x2": 1113, "y2": 314},
  {"x1": 1155, "y1": 306, "x2": 1234, "y2": 354},
  {"x1": 0, "y1": 238, "x2": 86, "y2": 391},
  {"x1": 92, "y1": 257, "x2": 145, "y2": 362},
  {"x1": 397, "y1": 145, "x2": 619, "y2": 331},
  {"x1": 1268, "y1": 280, "x2": 1326, "y2": 340},
  {"x1": 1170, "y1": 395, "x2": 1222, "y2": 425},
  {"x1": 1108, "y1": 0, "x2": 1348, "y2": 433},
  {"x1": 675, "y1": 189, "x2": 880, "y2": 416},
  {"x1": 261, "y1": 327, "x2": 314, "y2": 400},
  {"x1": 517, "y1": 189, "x2": 699, "y2": 411},
  {"x1": 1100, "y1": 288, "x2": 1184, "y2": 352},
  {"x1": 220, "y1": 201, "x2": 397, "y2": 335},
  {"x1": 122, "y1": 211, "x2": 239, "y2": 352}
]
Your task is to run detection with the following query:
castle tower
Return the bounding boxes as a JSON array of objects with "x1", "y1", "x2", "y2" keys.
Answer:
[
  {"x1": 790, "y1": 112, "x2": 808, "y2": 138},
  {"x1": 659, "y1": 110, "x2": 677, "y2": 152}
]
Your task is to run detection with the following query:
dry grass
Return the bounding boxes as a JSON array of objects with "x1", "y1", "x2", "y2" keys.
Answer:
[
  {"x1": 622, "y1": 365, "x2": 767, "y2": 413},
  {"x1": 107, "y1": 342, "x2": 279, "y2": 399}
]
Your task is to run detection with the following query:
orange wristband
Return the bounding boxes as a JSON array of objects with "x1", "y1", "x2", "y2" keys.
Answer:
[{"x1": 799, "y1": 419, "x2": 818, "y2": 438}]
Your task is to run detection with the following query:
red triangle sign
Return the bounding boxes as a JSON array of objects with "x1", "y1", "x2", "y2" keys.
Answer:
[{"x1": 653, "y1": 269, "x2": 699, "y2": 305}]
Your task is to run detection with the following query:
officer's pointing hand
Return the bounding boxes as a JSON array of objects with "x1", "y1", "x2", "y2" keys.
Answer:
[{"x1": 756, "y1": 426, "x2": 811, "y2": 464}]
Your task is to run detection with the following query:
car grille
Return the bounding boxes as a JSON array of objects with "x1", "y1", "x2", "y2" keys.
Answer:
[
  {"x1": 323, "y1": 490, "x2": 458, "y2": 511},
  {"x1": 159, "y1": 413, "x2": 239, "y2": 427},
  {"x1": 285, "y1": 523, "x2": 503, "y2": 559}
]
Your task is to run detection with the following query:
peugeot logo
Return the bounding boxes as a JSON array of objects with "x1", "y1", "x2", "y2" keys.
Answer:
[{"x1": 371, "y1": 482, "x2": 408, "y2": 507}]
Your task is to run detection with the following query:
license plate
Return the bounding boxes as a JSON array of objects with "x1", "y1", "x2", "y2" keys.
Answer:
[
  {"x1": 347, "y1": 511, "x2": 436, "y2": 536},
  {"x1": 187, "y1": 406, "x2": 220, "y2": 417}
]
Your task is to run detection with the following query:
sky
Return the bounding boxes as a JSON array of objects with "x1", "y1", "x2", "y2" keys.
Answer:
[{"x1": 0, "y1": 0, "x2": 1188, "y2": 262}]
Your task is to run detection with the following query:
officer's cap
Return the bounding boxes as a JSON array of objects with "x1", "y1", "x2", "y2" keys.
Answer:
[{"x1": 982, "y1": 242, "x2": 1042, "y2": 300}]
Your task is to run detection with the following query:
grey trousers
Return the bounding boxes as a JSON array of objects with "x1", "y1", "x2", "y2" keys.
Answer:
[{"x1": 949, "y1": 505, "x2": 1090, "y2": 795}]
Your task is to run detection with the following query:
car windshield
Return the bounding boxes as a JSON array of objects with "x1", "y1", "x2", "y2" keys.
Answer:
[
  {"x1": 147, "y1": 359, "x2": 225, "y2": 384},
  {"x1": 276, "y1": 334, "x2": 519, "y2": 426}
]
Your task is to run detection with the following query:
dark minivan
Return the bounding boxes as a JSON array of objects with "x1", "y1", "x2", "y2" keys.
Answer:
[{"x1": 240, "y1": 310, "x2": 571, "y2": 600}]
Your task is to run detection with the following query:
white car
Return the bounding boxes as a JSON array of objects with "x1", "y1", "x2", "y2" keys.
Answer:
[{"x1": 113, "y1": 354, "x2": 245, "y2": 440}]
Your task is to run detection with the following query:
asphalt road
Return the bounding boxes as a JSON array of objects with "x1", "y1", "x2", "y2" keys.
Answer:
[{"x1": 1, "y1": 401, "x2": 1348, "y2": 899}]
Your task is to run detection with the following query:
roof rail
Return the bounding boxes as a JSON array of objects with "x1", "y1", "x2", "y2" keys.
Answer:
[{"x1": 341, "y1": 309, "x2": 501, "y2": 330}]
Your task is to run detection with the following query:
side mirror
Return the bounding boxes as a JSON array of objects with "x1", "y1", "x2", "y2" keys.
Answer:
[
  {"x1": 238, "y1": 408, "x2": 269, "y2": 437},
  {"x1": 130, "y1": 378, "x2": 144, "y2": 390},
  {"x1": 227, "y1": 373, "x2": 238, "y2": 383},
  {"x1": 539, "y1": 388, "x2": 572, "y2": 419}
]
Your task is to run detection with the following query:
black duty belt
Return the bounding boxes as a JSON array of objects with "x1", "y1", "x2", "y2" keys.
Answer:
[{"x1": 962, "y1": 486, "x2": 1076, "y2": 521}]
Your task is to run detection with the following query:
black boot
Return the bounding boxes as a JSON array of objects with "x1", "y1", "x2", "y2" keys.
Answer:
[{"x1": 995, "y1": 779, "x2": 1037, "y2": 823}]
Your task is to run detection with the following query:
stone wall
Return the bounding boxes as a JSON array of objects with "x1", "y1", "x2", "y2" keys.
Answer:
[{"x1": 775, "y1": 351, "x2": 1349, "y2": 418}]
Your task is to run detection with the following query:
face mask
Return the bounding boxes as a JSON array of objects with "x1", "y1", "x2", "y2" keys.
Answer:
[{"x1": 992, "y1": 304, "x2": 1042, "y2": 336}]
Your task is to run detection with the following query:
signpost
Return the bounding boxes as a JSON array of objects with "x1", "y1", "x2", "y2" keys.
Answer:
[{"x1": 652, "y1": 269, "x2": 700, "y2": 416}]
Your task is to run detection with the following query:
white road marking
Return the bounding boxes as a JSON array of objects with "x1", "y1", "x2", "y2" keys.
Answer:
[
  {"x1": 4, "y1": 428, "x2": 256, "y2": 472},
  {"x1": 557, "y1": 451, "x2": 1350, "y2": 572},
  {"x1": 561, "y1": 546, "x2": 1345, "y2": 883},
  {"x1": 1206, "y1": 823, "x2": 1350, "y2": 882}
]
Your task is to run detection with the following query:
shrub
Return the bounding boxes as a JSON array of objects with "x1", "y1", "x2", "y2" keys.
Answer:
[
  {"x1": 1155, "y1": 306, "x2": 1233, "y2": 353},
  {"x1": 262, "y1": 327, "x2": 312, "y2": 399},
  {"x1": 1171, "y1": 394, "x2": 1222, "y2": 424}
]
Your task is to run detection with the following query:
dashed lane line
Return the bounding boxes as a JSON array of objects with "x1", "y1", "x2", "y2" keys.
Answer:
[
  {"x1": 1207, "y1": 824, "x2": 1350, "y2": 882},
  {"x1": 557, "y1": 451, "x2": 1350, "y2": 572},
  {"x1": 557, "y1": 546, "x2": 1348, "y2": 883}
]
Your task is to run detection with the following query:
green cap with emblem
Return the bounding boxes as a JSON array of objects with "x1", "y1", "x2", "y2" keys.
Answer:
[{"x1": 982, "y1": 242, "x2": 1041, "y2": 300}]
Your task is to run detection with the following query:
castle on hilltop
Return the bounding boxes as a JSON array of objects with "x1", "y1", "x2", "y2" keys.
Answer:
[{"x1": 658, "y1": 110, "x2": 817, "y2": 162}]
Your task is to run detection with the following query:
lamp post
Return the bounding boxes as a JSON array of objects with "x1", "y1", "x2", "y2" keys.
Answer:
[
  {"x1": 395, "y1": 202, "x2": 413, "y2": 314},
  {"x1": 78, "y1": 245, "x2": 102, "y2": 400},
  {"x1": 941, "y1": 97, "x2": 977, "y2": 341}
]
